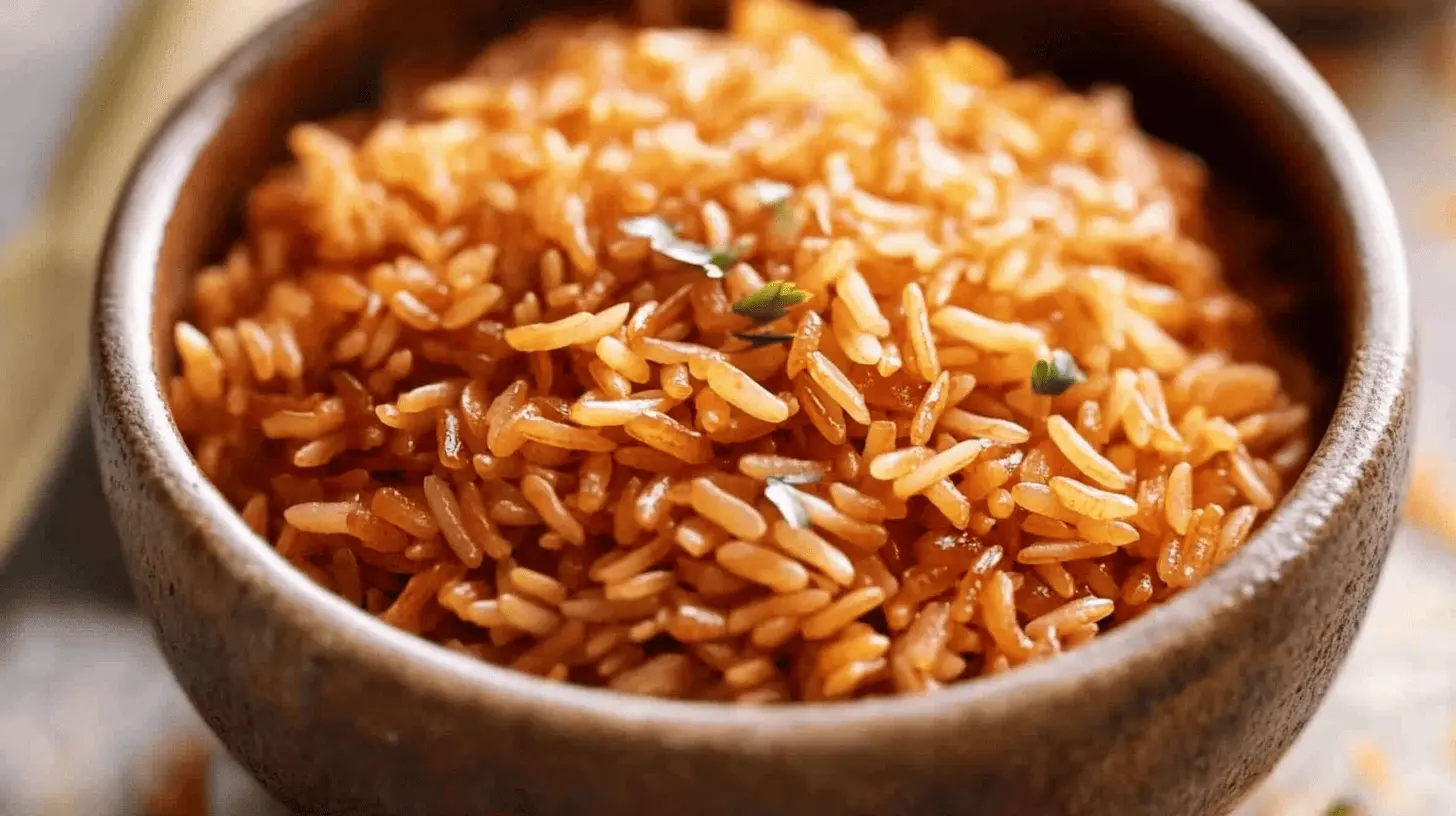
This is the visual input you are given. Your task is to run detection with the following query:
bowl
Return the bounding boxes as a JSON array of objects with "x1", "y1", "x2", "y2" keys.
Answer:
[
  {"x1": 1252, "y1": 0, "x2": 1453, "y2": 32},
  {"x1": 91, "y1": 0, "x2": 1413, "y2": 813}
]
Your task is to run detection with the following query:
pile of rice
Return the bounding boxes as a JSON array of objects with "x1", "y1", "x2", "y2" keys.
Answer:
[{"x1": 170, "y1": 0, "x2": 1315, "y2": 702}]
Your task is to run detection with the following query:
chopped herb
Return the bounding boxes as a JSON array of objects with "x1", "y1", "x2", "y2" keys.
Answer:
[
  {"x1": 619, "y1": 215, "x2": 675, "y2": 244},
  {"x1": 764, "y1": 478, "x2": 810, "y2": 529},
  {"x1": 618, "y1": 215, "x2": 740, "y2": 279},
  {"x1": 1030, "y1": 349, "x2": 1085, "y2": 396},
  {"x1": 1325, "y1": 800, "x2": 1362, "y2": 816},
  {"x1": 732, "y1": 331, "x2": 797, "y2": 347},
  {"x1": 751, "y1": 179, "x2": 794, "y2": 236},
  {"x1": 656, "y1": 237, "x2": 716, "y2": 270},
  {"x1": 708, "y1": 247, "x2": 743, "y2": 270},
  {"x1": 771, "y1": 199, "x2": 793, "y2": 234},
  {"x1": 732, "y1": 280, "x2": 811, "y2": 325},
  {"x1": 706, "y1": 239, "x2": 755, "y2": 276}
]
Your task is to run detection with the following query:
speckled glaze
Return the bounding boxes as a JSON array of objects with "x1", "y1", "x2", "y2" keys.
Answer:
[{"x1": 91, "y1": 1, "x2": 1413, "y2": 814}]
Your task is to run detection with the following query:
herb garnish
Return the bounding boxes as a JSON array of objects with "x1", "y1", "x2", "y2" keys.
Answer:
[
  {"x1": 1325, "y1": 800, "x2": 1362, "y2": 816},
  {"x1": 619, "y1": 215, "x2": 742, "y2": 279},
  {"x1": 764, "y1": 477, "x2": 813, "y2": 529},
  {"x1": 1030, "y1": 349, "x2": 1085, "y2": 396},
  {"x1": 751, "y1": 179, "x2": 794, "y2": 236},
  {"x1": 619, "y1": 215, "x2": 676, "y2": 245},
  {"x1": 709, "y1": 247, "x2": 743, "y2": 270},
  {"x1": 732, "y1": 281, "x2": 811, "y2": 325},
  {"x1": 732, "y1": 331, "x2": 797, "y2": 347},
  {"x1": 730, "y1": 280, "x2": 810, "y2": 346}
]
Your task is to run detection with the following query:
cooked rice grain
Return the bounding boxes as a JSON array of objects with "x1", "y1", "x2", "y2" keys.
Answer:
[{"x1": 169, "y1": 0, "x2": 1315, "y2": 702}]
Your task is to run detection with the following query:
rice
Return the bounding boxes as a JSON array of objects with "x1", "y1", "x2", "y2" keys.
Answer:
[
  {"x1": 1045, "y1": 415, "x2": 1130, "y2": 490},
  {"x1": 901, "y1": 283, "x2": 940, "y2": 382},
  {"x1": 1165, "y1": 461, "x2": 1194, "y2": 535},
  {"x1": 715, "y1": 540, "x2": 811, "y2": 592},
  {"x1": 519, "y1": 474, "x2": 587, "y2": 546},
  {"x1": 868, "y1": 447, "x2": 933, "y2": 480},
  {"x1": 930, "y1": 307, "x2": 1047, "y2": 356},
  {"x1": 174, "y1": 323, "x2": 224, "y2": 402},
  {"x1": 1049, "y1": 476, "x2": 1141, "y2": 520},
  {"x1": 727, "y1": 589, "x2": 832, "y2": 635},
  {"x1": 1017, "y1": 540, "x2": 1122, "y2": 565},
  {"x1": 802, "y1": 587, "x2": 890, "y2": 640},
  {"x1": 910, "y1": 371, "x2": 951, "y2": 447},
  {"x1": 422, "y1": 475, "x2": 486, "y2": 567},
  {"x1": 703, "y1": 359, "x2": 790, "y2": 423},
  {"x1": 688, "y1": 477, "x2": 768, "y2": 542},
  {"x1": 605, "y1": 569, "x2": 677, "y2": 601},
  {"x1": 773, "y1": 521, "x2": 855, "y2": 586},
  {"x1": 892, "y1": 440, "x2": 987, "y2": 498},
  {"x1": 504, "y1": 303, "x2": 631, "y2": 352},
  {"x1": 168, "y1": 0, "x2": 1316, "y2": 701},
  {"x1": 821, "y1": 657, "x2": 889, "y2": 699},
  {"x1": 282, "y1": 501, "x2": 355, "y2": 535},
  {"x1": 805, "y1": 352, "x2": 871, "y2": 424},
  {"x1": 624, "y1": 411, "x2": 715, "y2": 464}
]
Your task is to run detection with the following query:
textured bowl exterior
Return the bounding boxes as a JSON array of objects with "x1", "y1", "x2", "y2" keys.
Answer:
[
  {"x1": 92, "y1": 0, "x2": 1413, "y2": 814},
  {"x1": 1253, "y1": 0, "x2": 1452, "y2": 29}
]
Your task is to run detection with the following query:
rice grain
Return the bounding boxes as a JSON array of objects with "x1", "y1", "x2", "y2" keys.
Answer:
[{"x1": 168, "y1": 0, "x2": 1315, "y2": 703}]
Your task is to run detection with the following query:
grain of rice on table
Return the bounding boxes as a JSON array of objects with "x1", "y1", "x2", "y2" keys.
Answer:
[{"x1": 169, "y1": 0, "x2": 1316, "y2": 702}]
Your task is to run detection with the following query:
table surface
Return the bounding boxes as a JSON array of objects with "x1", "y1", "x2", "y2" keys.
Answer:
[{"x1": 6, "y1": 4, "x2": 1456, "y2": 816}]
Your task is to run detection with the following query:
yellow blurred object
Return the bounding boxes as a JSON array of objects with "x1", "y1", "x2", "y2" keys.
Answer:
[
  {"x1": 0, "y1": 0, "x2": 300, "y2": 559},
  {"x1": 1404, "y1": 458, "x2": 1456, "y2": 546}
]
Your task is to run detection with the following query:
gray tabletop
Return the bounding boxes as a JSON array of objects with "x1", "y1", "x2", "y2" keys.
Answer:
[
  {"x1": 0, "y1": 0, "x2": 125, "y2": 233},
  {"x1": 5, "y1": 4, "x2": 1456, "y2": 816},
  {"x1": 0, "y1": 2, "x2": 216, "y2": 813}
]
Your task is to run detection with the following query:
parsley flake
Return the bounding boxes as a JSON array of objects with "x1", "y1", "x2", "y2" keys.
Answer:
[
  {"x1": 708, "y1": 247, "x2": 743, "y2": 271},
  {"x1": 1030, "y1": 349, "x2": 1085, "y2": 396},
  {"x1": 619, "y1": 215, "x2": 742, "y2": 279},
  {"x1": 731, "y1": 331, "x2": 797, "y2": 347},
  {"x1": 751, "y1": 179, "x2": 794, "y2": 236},
  {"x1": 732, "y1": 281, "x2": 811, "y2": 325}
]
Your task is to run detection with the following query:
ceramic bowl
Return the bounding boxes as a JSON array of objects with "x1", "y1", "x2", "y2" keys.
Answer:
[
  {"x1": 1253, "y1": 0, "x2": 1453, "y2": 31},
  {"x1": 91, "y1": 0, "x2": 1413, "y2": 813}
]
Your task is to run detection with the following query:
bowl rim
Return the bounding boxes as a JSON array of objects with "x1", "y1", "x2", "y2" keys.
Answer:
[{"x1": 94, "y1": 0, "x2": 1410, "y2": 748}]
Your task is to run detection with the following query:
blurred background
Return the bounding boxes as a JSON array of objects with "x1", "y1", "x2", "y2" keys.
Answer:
[{"x1": 2, "y1": 1, "x2": 1456, "y2": 814}]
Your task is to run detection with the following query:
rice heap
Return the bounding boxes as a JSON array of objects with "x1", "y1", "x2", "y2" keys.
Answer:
[{"x1": 171, "y1": 0, "x2": 1314, "y2": 701}]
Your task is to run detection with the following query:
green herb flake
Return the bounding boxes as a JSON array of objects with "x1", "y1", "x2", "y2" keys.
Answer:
[
  {"x1": 708, "y1": 247, "x2": 742, "y2": 270},
  {"x1": 751, "y1": 179, "x2": 795, "y2": 236},
  {"x1": 619, "y1": 216, "x2": 740, "y2": 279},
  {"x1": 771, "y1": 198, "x2": 792, "y2": 232},
  {"x1": 1029, "y1": 349, "x2": 1086, "y2": 396},
  {"x1": 732, "y1": 281, "x2": 811, "y2": 325},
  {"x1": 764, "y1": 478, "x2": 810, "y2": 529},
  {"x1": 1325, "y1": 800, "x2": 1362, "y2": 816},
  {"x1": 732, "y1": 331, "x2": 797, "y2": 347}
]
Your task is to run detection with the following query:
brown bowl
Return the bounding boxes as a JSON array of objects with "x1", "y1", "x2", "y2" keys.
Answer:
[
  {"x1": 91, "y1": 0, "x2": 1414, "y2": 814},
  {"x1": 1253, "y1": 0, "x2": 1453, "y2": 32}
]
